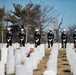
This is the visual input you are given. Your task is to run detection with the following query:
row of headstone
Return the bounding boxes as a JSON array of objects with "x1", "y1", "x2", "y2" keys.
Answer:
[
  {"x1": 43, "y1": 43, "x2": 58, "y2": 75},
  {"x1": 7, "y1": 43, "x2": 33, "y2": 75},
  {"x1": 3, "y1": 44, "x2": 20, "y2": 75},
  {"x1": 0, "y1": 43, "x2": 34, "y2": 75},
  {"x1": 0, "y1": 43, "x2": 34, "y2": 49},
  {"x1": 66, "y1": 43, "x2": 76, "y2": 75},
  {"x1": 0, "y1": 45, "x2": 17, "y2": 63},
  {"x1": 0, "y1": 44, "x2": 12, "y2": 75},
  {"x1": 15, "y1": 44, "x2": 45, "y2": 75},
  {"x1": 0, "y1": 43, "x2": 45, "y2": 75},
  {"x1": 45, "y1": 43, "x2": 61, "y2": 51}
]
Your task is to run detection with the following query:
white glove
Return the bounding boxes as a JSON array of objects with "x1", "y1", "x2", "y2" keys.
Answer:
[
  {"x1": 63, "y1": 39, "x2": 66, "y2": 42},
  {"x1": 36, "y1": 39, "x2": 39, "y2": 42},
  {"x1": 49, "y1": 39, "x2": 52, "y2": 42},
  {"x1": 51, "y1": 39, "x2": 53, "y2": 41},
  {"x1": 8, "y1": 39, "x2": 10, "y2": 42},
  {"x1": 21, "y1": 39, "x2": 23, "y2": 41}
]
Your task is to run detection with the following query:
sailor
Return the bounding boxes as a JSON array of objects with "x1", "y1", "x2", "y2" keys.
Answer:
[
  {"x1": 61, "y1": 29, "x2": 67, "y2": 48},
  {"x1": 73, "y1": 29, "x2": 76, "y2": 48},
  {"x1": 6, "y1": 27, "x2": 13, "y2": 47},
  {"x1": 47, "y1": 29, "x2": 54, "y2": 48},
  {"x1": 34, "y1": 29, "x2": 41, "y2": 47},
  {"x1": 19, "y1": 28, "x2": 26, "y2": 47}
]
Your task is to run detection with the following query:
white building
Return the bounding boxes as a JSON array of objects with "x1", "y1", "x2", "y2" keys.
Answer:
[{"x1": 51, "y1": 18, "x2": 58, "y2": 42}]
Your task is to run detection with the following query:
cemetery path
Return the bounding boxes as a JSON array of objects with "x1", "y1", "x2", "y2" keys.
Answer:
[{"x1": 57, "y1": 49, "x2": 73, "y2": 75}]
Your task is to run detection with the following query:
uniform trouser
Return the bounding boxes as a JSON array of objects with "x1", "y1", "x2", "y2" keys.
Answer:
[
  {"x1": 74, "y1": 40, "x2": 76, "y2": 48},
  {"x1": 62, "y1": 41, "x2": 67, "y2": 48},
  {"x1": 20, "y1": 40, "x2": 25, "y2": 47},
  {"x1": 7, "y1": 40, "x2": 12, "y2": 47},
  {"x1": 35, "y1": 40, "x2": 40, "y2": 47},
  {"x1": 48, "y1": 40, "x2": 53, "y2": 48}
]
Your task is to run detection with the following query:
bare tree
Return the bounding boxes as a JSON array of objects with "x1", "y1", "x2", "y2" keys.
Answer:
[
  {"x1": 68, "y1": 24, "x2": 76, "y2": 42},
  {"x1": 0, "y1": 7, "x2": 6, "y2": 43},
  {"x1": 5, "y1": 2, "x2": 59, "y2": 31},
  {"x1": 5, "y1": 2, "x2": 59, "y2": 43}
]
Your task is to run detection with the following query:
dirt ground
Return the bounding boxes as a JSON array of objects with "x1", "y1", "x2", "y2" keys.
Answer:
[{"x1": 57, "y1": 49, "x2": 73, "y2": 75}]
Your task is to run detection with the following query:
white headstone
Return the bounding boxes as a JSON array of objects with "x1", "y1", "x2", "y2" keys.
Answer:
[
  {"x1": 3, "y1": 43, "x2": 7, "y2": 48},
  {"x1": 0, "y1": 61, "x2": 5, "y2": 75},
  {"x1": 6, "y1": 55, "x2": 15, "y2": 74},
  {"x1": 73, "y1": 58, "x2": 76, "y2": 75},
  {"x1": 8, "y1": 46, "x2": 14, "y2": 56},
  {"x1": 47, "y1": 60, "x2": 57, "y2": 73},
  {"x1": 15, "y1": 43, "x2": 20, "y2": 49},
  {"x1": 31, "y1": 44, "x2": 34, "y2": 48},
  {"x1": 15, "y1": 50, "x2": 21, "y2": 66},
  {"x1": 1, "y1": 48, "x2": 8, "y2": 64},
  {"x1": 20, "y1": 47, "x2": 26, "y2": 61},
  {"x1": 43, "y1": 70, "x2": 56, "y2": 75},
  {"x1": 16, "y1": 65, "x2": 26, "y2": 75},
  {"x1": 23, "y1": 58, "x2": 33, "y2": 75}
]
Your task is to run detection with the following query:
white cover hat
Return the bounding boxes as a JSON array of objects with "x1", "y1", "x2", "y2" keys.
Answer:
[
  {"x1": 50, "y1": 29, "x2": 52, "y2": 31},
  {"x1": 75, "y1": 29, "x2": 76, "y2": 31},
  {"x1": 7, "y1": 27, "x2": 11, "y2": 31},
  {"x1": 63, "y1": 29, "x2": 66, "y2": 31},
  {"x1": 36, "y1": 29, "x2": 39, "y2": 31},
  {"x1": 21, "y1": 28, "x2": 24, "y2": 31}
]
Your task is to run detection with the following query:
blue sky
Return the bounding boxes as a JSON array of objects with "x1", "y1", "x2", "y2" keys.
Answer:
[{"x1": 0, "y1": 0, "x2": 76, "y2": 30}]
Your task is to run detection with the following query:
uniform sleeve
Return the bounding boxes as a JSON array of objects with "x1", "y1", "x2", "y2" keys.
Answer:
[
  {"x1": 61, "y1": 33, "x2": 63, "y2": 39},
  {"x1": 66, "y1": 34, "x2": 68, "y2": 43},
  {"x1": 6, "y1": 33, "x2": 8, "y2": 40},
  {"x1": 25, "y1": 33, "x2": 26, "y2": 38},
  {"x1": 73, "y1": 33, "x2": 74, "y2": 39},
  {"x1": 34, "y1": 33, "x2": 36, "y2": 39},
  {"x1": 53, "y1": 33, "x2": 54, "y2": 39},
  {"x1": 19, "y1": 33, "x2": 20, "y2": 39},
  {"x1": 47, "y1": 33, "x2": 48, "y2": 39},
  {"x1": 11, "y1": 33, "x2": 13, "y2": 40},
  {"x1": 24, "y1": 33, "x2": 26, "y2": 38},
  {"x1": 66, "y1": 34, "x2": 68, "y2": 39},
  {"x1": 40, "y1": 34, "x2": 41, "y2": 39},
  {"x1": 24, "y1": 33, "x2": 26, "y2": 39}
]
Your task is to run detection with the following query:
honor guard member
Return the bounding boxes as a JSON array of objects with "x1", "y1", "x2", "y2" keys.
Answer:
[
  {"x1": 6, "y1": 27, "x2": 13, "y2": 47},
  {"x1": 47, "y1": 29, "x2": 54, "y2": 48},
  {"x1": 61, "y1": 29, "x2": 67, "y2": 48},
  {"x1": 73, "y1": 29, "x2": 76, "y2": 48},
  {"x1": 19, "y1": 28, "x2": 26, "y2": 47},
  {"x1": 34, "y1": 29, "x2": 41, "y2": 47}
]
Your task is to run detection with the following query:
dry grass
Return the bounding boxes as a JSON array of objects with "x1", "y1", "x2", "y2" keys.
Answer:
[
  {"x1": 0, "y1": 50, "x2": 1, "y2": 61},
  {"x1": 33, "y1": 48, "x2": 51, "y2": 75},
  {"x1": 57, "y1": 49, "x2": 73, "y2": 75},
  {"x1": 33, "y1": 48, "x2": 73, "y2": 75}
]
